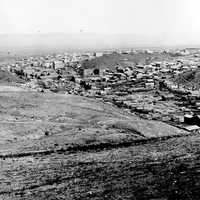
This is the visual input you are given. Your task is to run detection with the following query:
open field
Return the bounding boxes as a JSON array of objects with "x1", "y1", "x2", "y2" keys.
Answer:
[{"x1": 0, "y1": 88, "x2": 199, "y2": 199}]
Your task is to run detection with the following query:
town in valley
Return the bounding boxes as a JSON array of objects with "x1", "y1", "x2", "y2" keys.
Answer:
[{"x1": 4, "y1": 48, "x2": 200, "y2": 133}]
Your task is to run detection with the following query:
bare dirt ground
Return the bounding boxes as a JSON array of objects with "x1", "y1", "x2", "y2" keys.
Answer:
[{"x1": 0, "y1": 89, "x2": 199, "y2": 199}]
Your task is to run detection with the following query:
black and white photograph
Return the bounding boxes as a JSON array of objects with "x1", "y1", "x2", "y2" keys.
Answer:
[{"x1": 0, "y1": 0, "x2": 200, "y2": 199}]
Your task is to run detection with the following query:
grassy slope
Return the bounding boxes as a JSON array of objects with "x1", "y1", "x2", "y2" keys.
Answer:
[
  {"x1": 82, "y1": 52, "x2": 174, "y2": 70},
  {"x1": 0, "y1": 91, "x2": 187, "y2": 154},
  {"x1": 0, "y1": 69, "x2": 24, "y2": 84},
  {"x1": 175, "y1": 68, "x2": 200, "y2": 89},
  {"x1": 0, "y1": 91, "x2": 199, "y2": 199}
]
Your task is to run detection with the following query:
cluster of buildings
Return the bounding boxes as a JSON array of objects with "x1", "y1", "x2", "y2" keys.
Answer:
[
  {"x1": 3, "y1": 48, "x2": 200, "y2": 132},
  {"x1": 4, "y1": 52, "x2": 102, "y2": 93}
]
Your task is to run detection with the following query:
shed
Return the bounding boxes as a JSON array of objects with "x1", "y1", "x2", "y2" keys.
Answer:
[{"x1": 185, "y1": 125, "x2": 200, "y2": 132}]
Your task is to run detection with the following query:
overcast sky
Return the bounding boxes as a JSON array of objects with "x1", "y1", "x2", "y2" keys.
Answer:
[{"x1": 0, "y1": 0, "x2": 200, "y2": 46}]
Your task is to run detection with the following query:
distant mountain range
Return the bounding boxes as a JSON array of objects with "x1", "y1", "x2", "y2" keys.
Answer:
[{"x1": 0, "y1": 33, "x2": 199, "y2": 54}]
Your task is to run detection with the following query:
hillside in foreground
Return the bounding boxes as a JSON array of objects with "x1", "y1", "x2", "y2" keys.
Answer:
[{"x1": 0, "y1": 87, "x2": 199, "y2": 199}]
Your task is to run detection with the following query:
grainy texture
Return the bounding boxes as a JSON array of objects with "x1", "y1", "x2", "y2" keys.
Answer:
[{"x1": 0, "y1": 90, "x2": 198, "y2": 200}]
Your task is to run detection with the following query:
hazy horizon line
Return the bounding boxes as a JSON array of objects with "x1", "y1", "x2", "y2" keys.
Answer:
[{"x1": 0, "y1": 33, "x2": 199, "y2": 52}]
